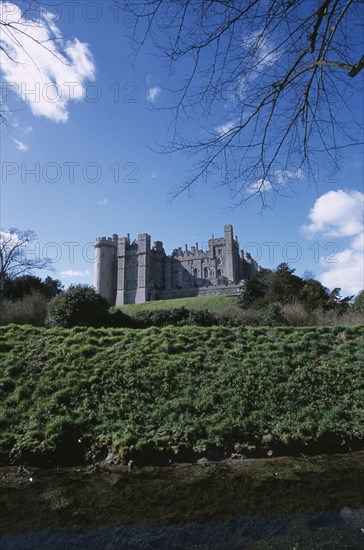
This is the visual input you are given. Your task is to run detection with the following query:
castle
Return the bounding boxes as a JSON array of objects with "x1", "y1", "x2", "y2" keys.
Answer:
[{"x1": 94, "y1": 224, "x2": 260, "y2": 305}]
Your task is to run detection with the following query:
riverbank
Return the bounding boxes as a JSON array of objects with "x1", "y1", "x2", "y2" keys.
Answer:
[
  {"x1": 1, "y1": 452, "x2": 363, "y2": 535},
  {"x1": 0, "y1": 324, "x2": 363, "y2": 467}
]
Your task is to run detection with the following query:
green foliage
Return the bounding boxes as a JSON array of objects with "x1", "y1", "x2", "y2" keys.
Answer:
[
  {"x1": 300, "y1": 278, "x2": 330, "y2": 311},
  {"x1": 263, "y1": 303, "x2": 286, "y2": 326},
  {"x1": 45, "y1": 285, "x2": 111, "y2": 328},
  {"x1": 131, "y1": 307, "x2": 218, "y2": 328},
  {"x1": 132, "y1": 307, "x2": 190, "y2": 327},
  {"x1": 0, "y1": 324, "x2": 362, "y2": 465},
  {"x1": 352, "y1": 290, "x2": 364, "y2": 315},
  {"x1": 0, "y1": 276, "x2": 64, "y2": 326},
  {"x1": 240, "y1": 263, "x2": 353, "y2": 316},
  {"x1": 239, "y1": 269, "x2": 273, "y2": 308},
  {"x1": 106, "y1": 308, "x2": 136, "y2": 328},
  {"x1": 2, "y1": 275, "x2": 63, "y2": 300},
  {"x1": 326, "y1": 288, "x2": 353, "y2": 313},
  {"x1": 267, "y1": 263, "x2": 304, "y2": 305}
]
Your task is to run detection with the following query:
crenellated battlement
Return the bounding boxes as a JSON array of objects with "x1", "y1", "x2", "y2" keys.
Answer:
[
  {"x1": 95, "y1": 235, "x2": 118, "y2": 248},
  {"x1": 94, "y1": 225, "x2": 261, "y2": 305}
]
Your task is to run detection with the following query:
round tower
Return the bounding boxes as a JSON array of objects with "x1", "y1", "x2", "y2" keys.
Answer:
[{"x1": 94, "y1": 234, "x2": 118, "y2": 304}]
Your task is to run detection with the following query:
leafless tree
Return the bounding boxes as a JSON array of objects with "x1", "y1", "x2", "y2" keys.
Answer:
[
  {"x1": 124, "y1": 0, "x2": 364, "y2": 206},
  {"x1": 0, "y1": 228, "x2": 53, "y2": 294}
]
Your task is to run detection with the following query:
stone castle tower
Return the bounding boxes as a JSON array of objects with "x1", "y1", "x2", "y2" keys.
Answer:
[{"x1": 94, "y1": 225, "x2": 260, "y2": 305}]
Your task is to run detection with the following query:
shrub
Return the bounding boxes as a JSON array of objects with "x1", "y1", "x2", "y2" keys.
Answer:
[
  {"x1": 0, "y1": 290, "x2": 48, "y2": 326},
  {"x1": 45, "y1": 285, "x2": 110, "y2": 328},
  {"x1": 133, "y1": 307, "x2": 191, "y2": 327},
  {"x1": 352, "y1": 290, "x2": 364, "y2": 315},
  {"x1": 107, "y1": 308, "x2": 136, "y2": 328},
  {"x1": 281, "y1": 302, "x2": 317, "y2": 326},
  {"x1": 131, "y1": 307, "x2": 219, "y2": 327},
  {"x1": 217, "y1": 307, "x2": 266, "y2": 326},
  {"x1": 187, "y1": 309, "x2": 218, "y2": 326},
  {"x1": 263, "y1": 303, "x2": 287, "y2": 326}
]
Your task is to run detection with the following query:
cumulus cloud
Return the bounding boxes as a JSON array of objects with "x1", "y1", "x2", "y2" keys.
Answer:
[
  {"x1": 303, "y1": 189, "x2": 364, "y2": 295},
  {"x1": 147, "y1": 86, "x2": 161, "y2": 103},
  {"x1": 13, "y1": 138, "x2": 29, "y2": 152},
  {"x1": 303, "y1": 189, "x2": 363, "y2": 237},
  {"x1": 0, "y1": 2, "x2": 96, "y2": 122},
  {"x1": 60, "y1": 269, "x2": 90, "y2": 278},
  {"x1": 320, "y1": 246, "x2": 363, "y2": 296},
  {"x1": 98, "y1": 198, "x2": 108, "y2": 205}
]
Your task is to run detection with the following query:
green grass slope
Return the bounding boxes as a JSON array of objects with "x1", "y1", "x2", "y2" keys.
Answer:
[
  {"x1": 116, "y1": 295, "x2": 239, "y2": 315},
  {"x1": 0, "y1": 324, "x2": 363, "y2": 466}
]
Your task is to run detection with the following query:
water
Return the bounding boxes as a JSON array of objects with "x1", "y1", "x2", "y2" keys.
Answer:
[
  {"x1": 1, "y1": 453, "x2": 363, "y2": 549},
  {"x1": 1, "y1": 510, "x2": 363, "y2": 549}
]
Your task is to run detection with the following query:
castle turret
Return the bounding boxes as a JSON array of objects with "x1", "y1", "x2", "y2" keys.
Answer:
[
  {"x1": 136, "y1": 233, "x2": 151, "y2": 303},
  {"x1": 94, "y1": 234, "x2": 118, "y2": 304},
  {"x1": 115, "y1": 235, "x2": 129, "y2": 306},
  {"x1": 224, "y1": 224, "x2": 239, "y2": 283}
]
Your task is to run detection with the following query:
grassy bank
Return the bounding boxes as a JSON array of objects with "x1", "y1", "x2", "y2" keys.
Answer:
[
  {"x1": 116, "y1": 295, "x2": 363, "y2": 327},
  {"x1": 117, "y1": 295, "x2": 239, "y2": 315},
  {"x1": 0, "y1": 324, "x2": 363, "y2": 466}
]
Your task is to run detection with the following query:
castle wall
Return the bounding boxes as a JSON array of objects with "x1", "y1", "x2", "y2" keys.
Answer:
[
  {"x1": 95, "y1": 225, "x2": 260, "y2": 305},
  {"x1": 94, "y1": 235, "x2": 118, "y2": 304},
  {"x1": 224, "y1": 224, "x2": 240, "y2": 283},
  {"x1": 135, "y1": 233, "x2": 150, "y2": 304},
  {"x1": 155, "y1": 284, "x2": 242, "y2": 301}
]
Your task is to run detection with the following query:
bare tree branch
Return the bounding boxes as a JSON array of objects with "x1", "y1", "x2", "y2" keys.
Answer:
[
  {"x1": 0, "y1": 228, "x2": 54, "y2": 295},
  {"x1": 123, "y1": 0, "x2": 364, "y2": 206}
]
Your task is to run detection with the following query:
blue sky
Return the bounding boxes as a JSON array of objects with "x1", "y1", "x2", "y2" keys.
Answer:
[{"x1": 1, "y1": 1, "x2": 363, "y2": 295}]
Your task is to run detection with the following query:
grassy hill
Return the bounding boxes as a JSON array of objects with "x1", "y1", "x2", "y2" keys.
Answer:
[
  {"x1": 116, "y1": 295, "x2": 240, "y2": 315},
  {"x1": 0, "y1": 324, "x2": 363, "y2": 466}
]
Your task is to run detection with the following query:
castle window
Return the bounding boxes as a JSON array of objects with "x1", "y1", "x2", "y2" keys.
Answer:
[
  {"x1": 203, "y1": 267, "x2": 208, "y2": 279},
  {"x1": 218, "y1": 248, "x2": 222, "y2": 255},
  {"x1": 210, "y1": 270, "x2": 215, "y2": 277},
  {"x1": 217, "y1": 269, "x2": 222, "y2": 277},
  {"x1": 217, "y1": 257, "x2": 222, "y2": 265},
  {"x1": 193, "y1": 268, "x2": 198, "y2": 278}
]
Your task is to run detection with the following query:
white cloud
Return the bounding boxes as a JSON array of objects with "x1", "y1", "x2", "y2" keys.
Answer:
[
  {"x1": 233, "y1": 31, "x2": 278, "y2": 103},
  {"x1": 303, "y1": 189, "x2": 363, "y2": 237},
  {"x1": 320, "y1": 247, "x2": 363, "y2": 296},
  {"x1": 303, "y1": 189, "x2": 364, "y2": 295},
  {"x1": 247, "y1": 168, "x2": 303, "y2": 197},
  {"x1": 216, "y1": 120, "x2": 235, "y2": 136},
  {"x1": 0, "y1": 230, "x2": 21, "y2": 248},
  {"x1": 249, "y1": 178, "x2": 272, "y2": 193},
  {"x1": 98, "y1": 198, "x2": 108, "y2": 205},
  {"x1": 243, "y1": 31, "x2": 279, "y2": 72},
  {"x1": 150, "y1": 171, "x2": 158, "y2": 180},
  {"x1": 147, "y1": 86, "x2": 161, "y2": 103},
  {"x1": 13, "y1": 138, "x2": 29, "y2": 152},
  {"x1": 0, "y1": 2, "x2": 96, "y2": 122},
  {"x1": 60, "y1": 269, "x2": 90, "y2": 278}
]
